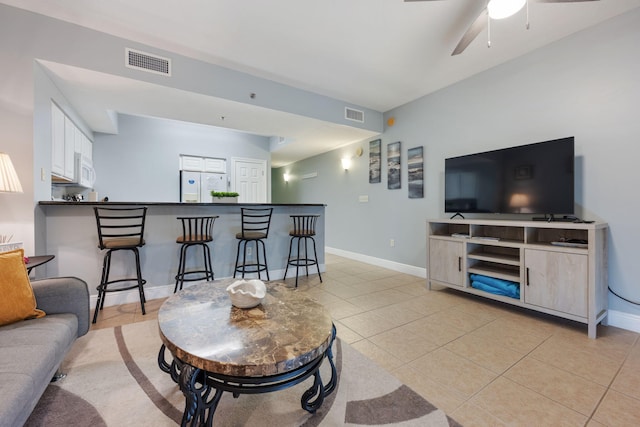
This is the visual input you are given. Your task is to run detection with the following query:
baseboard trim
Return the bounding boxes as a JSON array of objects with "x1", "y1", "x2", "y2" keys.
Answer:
[
  {"x1": 325, "y1": 247, "x2": 426, "y2": 278},
  {"x1": 606, "y1": 309, "x2": 640, "y2": 334}
]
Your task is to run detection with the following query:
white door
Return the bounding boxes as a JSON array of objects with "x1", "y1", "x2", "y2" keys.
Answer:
[{"x1": 232, "y1": 158, "x2": 267, "y2": 203}]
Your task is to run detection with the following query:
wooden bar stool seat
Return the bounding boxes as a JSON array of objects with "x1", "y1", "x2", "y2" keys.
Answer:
[
  {"x1": 174, "y1": 216, "x2": 218, "y2": 293},
  {"x1": 283, "y1": 214, "x2": 322, "y2": 287},
  {"x1": 93, "y1": 207, "x2": 147, "y2": 324},
  {"x1": 234, "y1": 208, "x2": 273, "y2": 281}
]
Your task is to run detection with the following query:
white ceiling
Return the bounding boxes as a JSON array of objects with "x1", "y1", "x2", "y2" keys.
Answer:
[{"x1": 5, "y1": 0, "x2": 640, "y2": 166}]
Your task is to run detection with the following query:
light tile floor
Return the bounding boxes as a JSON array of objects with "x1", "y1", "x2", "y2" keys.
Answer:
[{"x1": 91, "y1": 253, "x2": 640, "y2": 426}]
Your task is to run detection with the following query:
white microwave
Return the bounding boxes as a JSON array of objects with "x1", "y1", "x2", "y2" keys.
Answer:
[{"x1": 75, "y1": 154, "x2": 96, "y2": 188}]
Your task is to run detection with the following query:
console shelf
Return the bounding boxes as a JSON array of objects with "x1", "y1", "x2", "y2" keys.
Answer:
[
  {"x1": 427, "y1": 219, "x2": 608, "y2": 338},
  {"x1": 468, "y1": 264, "x2": 520, "y2": 282}
]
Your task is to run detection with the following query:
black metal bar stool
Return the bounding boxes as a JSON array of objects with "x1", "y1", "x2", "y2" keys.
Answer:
[
  {"x1": 93, "y1": 207, "x2": 147, "y2": 324},
  {"x1": 174, "y1": 216, "x2": 218, "y2": 293},
  {"x1": 234, "y1": 208, "x2": 273, "y2": 281},
  {"x1": 283, "y1": 214, "x2": 323, "y2": 288}
]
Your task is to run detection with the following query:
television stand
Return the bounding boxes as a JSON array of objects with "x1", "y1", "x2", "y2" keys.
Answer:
[
  {"x1": 427, "y1": 218, "x2": 608, "y2": 338},
  {"x1": 450, "y1": 212, "x2": 465, "y2": 220}
]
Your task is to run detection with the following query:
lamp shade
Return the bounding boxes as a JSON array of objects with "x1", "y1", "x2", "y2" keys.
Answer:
[
  {"x1": 509, "y1": 193, "x2": 530, "y2": 213},
  {"x1": 0, "y1": 152, "x2": 23, "y2": 193}
]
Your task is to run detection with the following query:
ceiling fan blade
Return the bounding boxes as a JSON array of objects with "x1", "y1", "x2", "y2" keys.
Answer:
[{"x1": 452, "y1": 8, "x2": 488, "y2": 56}]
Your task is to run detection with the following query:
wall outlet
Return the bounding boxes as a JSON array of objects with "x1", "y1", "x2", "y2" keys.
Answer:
[
  {"x1": 390, "y1": 239, "x2": 395, "y2": 247},
  {"x1": 358, "y1": 195, "x2": 369, "y2": 203},
  {"x1": 247, "y1": 247, "x2": 252, "y2": 256},
  {"x1": 41, "y1": 168, "x2": 46, "y2": 181}
]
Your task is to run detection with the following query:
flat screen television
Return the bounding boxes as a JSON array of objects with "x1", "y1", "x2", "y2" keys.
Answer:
[{"x1": 445, "y1": 137, "x2": 574, "y2": 216}]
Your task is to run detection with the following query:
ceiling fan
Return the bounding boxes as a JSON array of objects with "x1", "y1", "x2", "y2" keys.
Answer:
[{"x1": 405, "y1": 0, "x2": 599, "y2": 55}]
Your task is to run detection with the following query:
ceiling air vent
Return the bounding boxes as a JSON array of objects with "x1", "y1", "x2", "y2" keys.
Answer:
[
  {"x1": 345, "y1": 107, "x2": 364, "y2": 123},
  {"x1": 125, "y1": 48, "x2": 171, "y2": 76}
]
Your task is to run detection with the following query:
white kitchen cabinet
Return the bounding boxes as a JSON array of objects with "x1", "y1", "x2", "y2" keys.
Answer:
[
  {"x1": 63, "y1": 117, "x2": 75, "y2": 179},
  {"x1": 50, "y1": 102, "x2": 75, "y2": 180},
  {"x1": 51, "y1": 103, "x2": 65, "y2": 176},
  {"x1": 204, "y1": 157, "x2": 226, "y2": 173},
  {"x1": 180, "y1": 155, "x2": 226, "y2": 173},
  {"x1": 73, "y1": 125, "x2": 82, "y2": 154},
  {"x1": 427, "y1": 219, "x2": 608, "y2": 338},
  {"x1": 180, "y1": 156, "x2": 204, "y2": 171},
  {"x1": 82, "y1": 133, "x2": 92, "y2": 162},
  {"x1": 51, "y1": 102, "x2": 93, "y2": 181},
  {"x1": 76, "y1": 129, "x2": 92, "y2": 161}
]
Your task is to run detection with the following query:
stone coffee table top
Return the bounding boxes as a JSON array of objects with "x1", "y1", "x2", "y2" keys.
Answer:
[{"x1": 158, "y1": 278, "x2": 333, "y2": 377}]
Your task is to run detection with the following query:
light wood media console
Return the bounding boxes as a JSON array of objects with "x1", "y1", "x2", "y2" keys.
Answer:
[{"x1": 427, "y1": 219, "x2": 608, "y2": 338}]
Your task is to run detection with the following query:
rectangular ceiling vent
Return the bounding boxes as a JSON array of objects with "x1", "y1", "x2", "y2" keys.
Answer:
[
  {"x1": 345, "y1": 107, "x2": 364, "y2": 123},
  {"x1": 125, "y1": 48, "x2": 171, "y2": 76}
]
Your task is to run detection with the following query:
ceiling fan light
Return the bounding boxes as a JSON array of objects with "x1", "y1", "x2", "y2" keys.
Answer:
[{"x1": 487, "y1": 0, "x2": 527, "y2": 20}]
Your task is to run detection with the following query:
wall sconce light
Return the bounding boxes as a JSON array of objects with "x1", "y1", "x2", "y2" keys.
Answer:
[
  {"x1": 341, "y1": 157, "x2": 352, "y2": 171},
  {"x1": 283, "y1": 172, "x2": 290, "y2": 183},
  {"x1": 0, "y1": 152, "x2": 23, "y2": 193}
]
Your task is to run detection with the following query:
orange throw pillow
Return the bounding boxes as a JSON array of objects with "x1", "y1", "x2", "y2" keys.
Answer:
[{"x1": 0, "y1": 248, "x2": 46, "y2": 326}]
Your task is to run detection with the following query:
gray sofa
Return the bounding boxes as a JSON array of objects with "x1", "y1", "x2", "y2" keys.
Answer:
[{"x1": 0, "y1": 277, "x2": 89, "y2": 427}]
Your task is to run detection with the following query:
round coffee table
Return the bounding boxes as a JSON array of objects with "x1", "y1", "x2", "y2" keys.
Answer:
[{"x1": 157, "y1": 279, "x2": 337, "y2": 426}]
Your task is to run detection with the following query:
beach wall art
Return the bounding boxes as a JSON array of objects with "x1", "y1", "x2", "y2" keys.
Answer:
[
  {"x1": 408, "y1": 146, "x2": 424, "y2": 198},
  {"x1": 369, "y1": 139, "x2": 381, "y2": 183},
  {"x1": 387, "y1": 141, "x2": 401, "y2": 190}
]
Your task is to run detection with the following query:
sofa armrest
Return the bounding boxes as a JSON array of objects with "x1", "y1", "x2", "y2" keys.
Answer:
[{"x1": 31, "y1": 277, "x2": 90, "y2": 337}]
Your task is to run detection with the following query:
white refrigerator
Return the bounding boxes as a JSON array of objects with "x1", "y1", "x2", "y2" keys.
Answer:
[{"x1": 180, "y1": 171, "x2": 228, "y2": 202}]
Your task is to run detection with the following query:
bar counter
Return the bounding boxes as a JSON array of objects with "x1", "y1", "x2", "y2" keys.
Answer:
[{"x1": 37, "y1": 201, "x2": 325, "y2": 306}]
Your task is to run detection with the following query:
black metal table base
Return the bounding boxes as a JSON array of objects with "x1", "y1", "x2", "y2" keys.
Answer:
[{"x1": 158, "y1": 324, "x2": 337, "y2": 427}]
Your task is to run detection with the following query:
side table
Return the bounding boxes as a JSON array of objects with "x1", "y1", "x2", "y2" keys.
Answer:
[{"x1": 25, "y1": 255, "x2": 55, "y2": 274}]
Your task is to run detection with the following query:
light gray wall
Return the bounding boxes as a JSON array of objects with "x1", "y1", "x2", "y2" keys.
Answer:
[
  {"x1": 273, "y1": 8, "x2": 640, "y2": 317},
  {"x1": 0, "y1": 3, "x2": 379, "y2": 253},
  {"x1": 93, "y1": 114, "x2": 270, "y2": 202}
]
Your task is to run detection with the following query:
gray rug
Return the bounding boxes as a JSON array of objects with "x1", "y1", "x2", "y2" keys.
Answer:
[{"x1": 27, "y1": 320, "x2": 461, "y2": 426}]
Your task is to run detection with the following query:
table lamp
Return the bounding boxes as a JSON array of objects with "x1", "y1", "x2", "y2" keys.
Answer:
[
  {"x1": 0, "y1": 152, "x2": 23, "y2": 193},
  {"x1": 0, "y1": 152, "x2": 23, "y2": 246},
  {"x1": 509, "y1": 193, "x2": 529, "y2": 213}
]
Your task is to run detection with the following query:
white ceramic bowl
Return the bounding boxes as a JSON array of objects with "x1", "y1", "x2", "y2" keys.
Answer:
[{"x1": 226, "y1": 279, "x2": 267, "y2": 308}]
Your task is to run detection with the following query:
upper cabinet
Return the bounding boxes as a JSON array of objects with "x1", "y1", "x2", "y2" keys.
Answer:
[
  {"x1": 63, "y1": 117, "x2": 75, "y2": 179},
  {"x1": 74, "y1": 125, "x2": 92, "y2": 162},
  {"x1": 51, "y1": 101, "x2": 93, "y2": 181},
  {"x1": 81, "y1": 132, "x2": 92, "y2": 162},
  {"x1": 51, "y1": 103, "x2": 66, "y2": 177},
  {"x1": 204, "y1": 157, "x2": 225, "y2": 173},
  {"x1": 180, "y1": 155, "x2": 226, "y2": 173},
  {"x1": 180, "y1": 155, "x2": 204, "y2": 171}
]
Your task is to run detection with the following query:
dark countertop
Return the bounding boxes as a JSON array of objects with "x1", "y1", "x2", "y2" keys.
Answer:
[{"x1": 39, "y1": 201, "x2": 325, "y2": 207}]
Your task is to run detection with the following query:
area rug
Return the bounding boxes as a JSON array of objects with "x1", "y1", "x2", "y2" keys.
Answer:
[{"x1": 26, "y1": 320, "x2": 461, "y2": 426}]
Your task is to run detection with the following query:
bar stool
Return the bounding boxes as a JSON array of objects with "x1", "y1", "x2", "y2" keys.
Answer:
[
  {"x1": 234, "y1": 208, "x2": 273, "y2": 281},
  {"x1": 283, "y1": 214, "x2": 322, "y2": 287},
  {"x1": 174, "y1": 216, "x2": 218, "y2": 293},
  {"x1": 93, "y1": 207, "x2": 147, "y2": 324}
]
